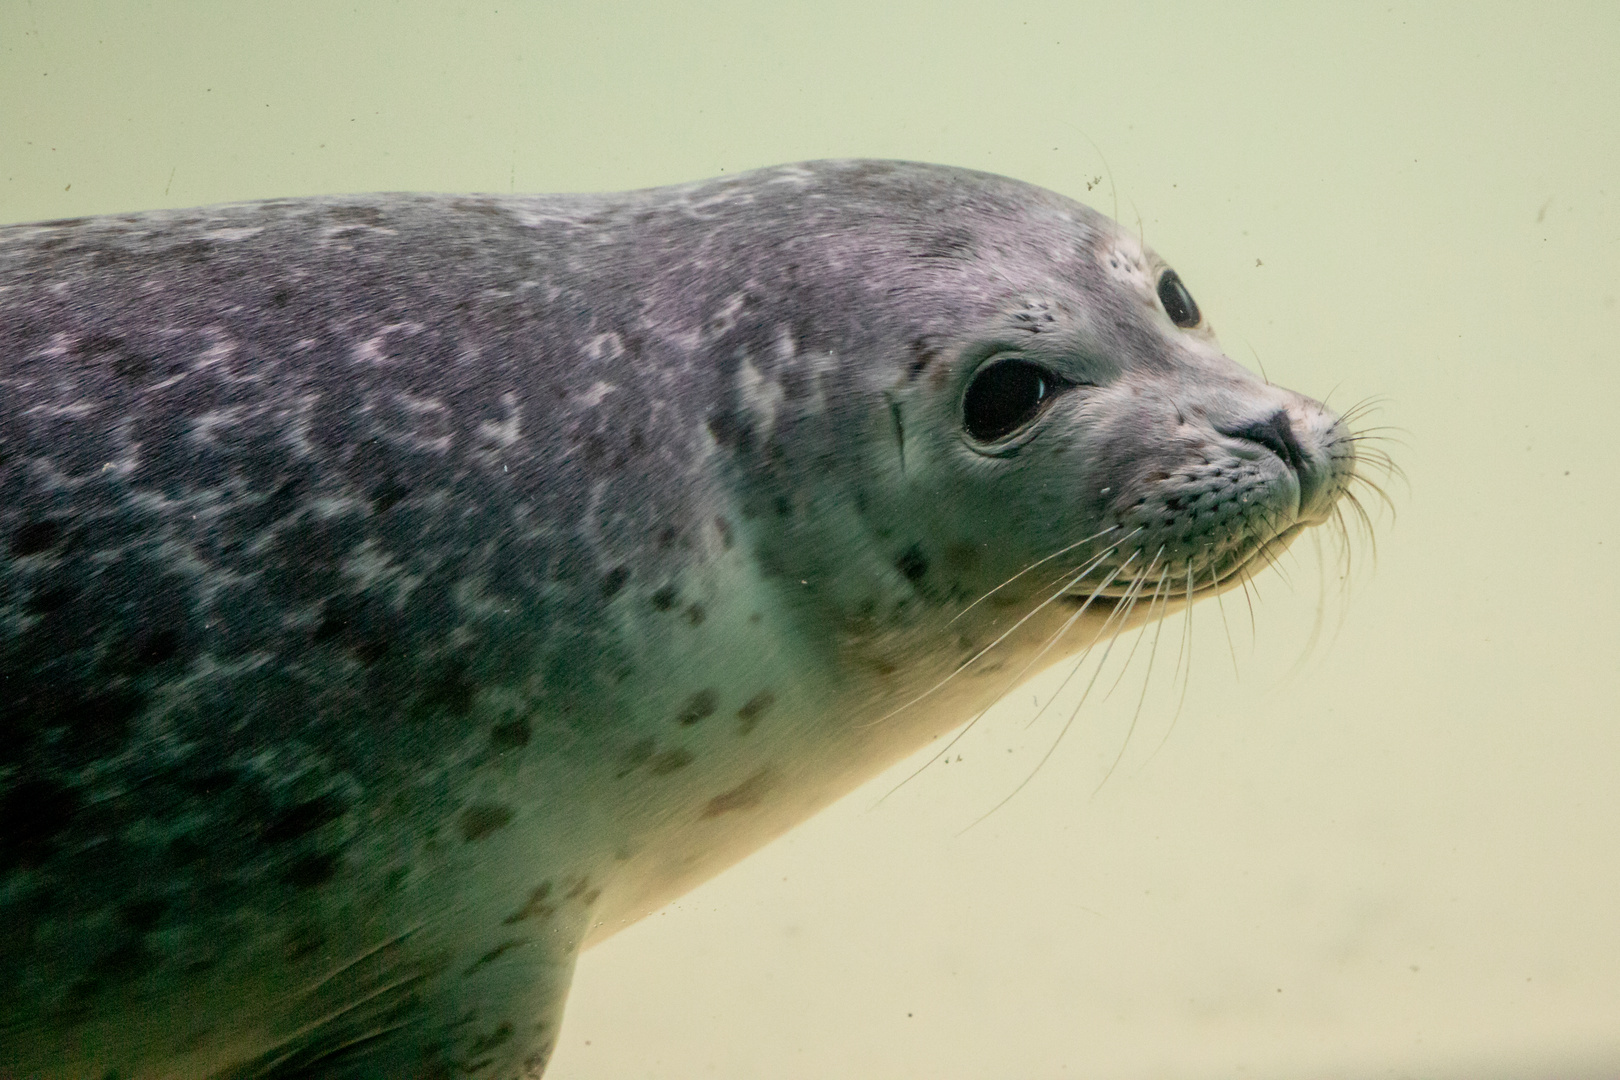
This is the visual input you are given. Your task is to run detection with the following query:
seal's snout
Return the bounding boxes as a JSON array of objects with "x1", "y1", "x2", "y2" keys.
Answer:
[
  {"x1": 1219, "y1": 409, "x2": 1307, "y2": 479},
  {"x1": 1216, "y1": 401, "x2": 1344, "y2": 523}
]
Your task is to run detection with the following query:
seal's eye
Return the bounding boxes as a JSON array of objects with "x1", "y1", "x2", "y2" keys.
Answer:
[
  {"x1": 962, "y1": 358, "x2": 1056, "y2": 442},
  {"x1": 1157, "y1": 268, "x2": 1201, "y2": 328}
]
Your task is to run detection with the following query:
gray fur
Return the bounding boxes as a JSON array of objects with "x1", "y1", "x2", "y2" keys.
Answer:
[{"x1": 0, "y1": 161, "x2": 1355, "y2": 1078}]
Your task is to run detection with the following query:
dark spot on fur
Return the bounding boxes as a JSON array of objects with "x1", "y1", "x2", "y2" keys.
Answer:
[
  {"x1": 384, "y1": 866, "x2": 410, "y2": 892},
  {"x1": 262, "y1": 793, "x2": 348, "y2": 845},
  {"x1": 749, "y1": 612, "x2": 762, "y2": 624},
  {"x1": 684, "y1": 603, "x2": 706, "y2": 626},
  {"x1": 615, "y1": 736, "x2": 655, "y2": 778},
  {"x1": 282, "y1": 922, "x2": 326, "y2": 961},
  {"x1": 489, "y1": 716, "x2": 531, "y2": 752},
  {"x1": 657, "y1": 525, "x2": 678, "y2": 549},
  {"x1": 468, "y1": 1021, "x2": 515, "y2": 1055},
  {"x1": 714, "y1": 516, "x2": 734, "y2": 549},
  {"x1": 735, "y1": 691, "x2": 776, "y2": 735},
  {"x1": 284, "y1": 852, "x2": 341, "y2": 889},
  {"x1": 648, "y1": 748, "x2": 694, "y2": 775},
  {"x1": 675, "y1": 688, "x2": 719, "y2": 726},
  {"x1": 464, "y1": 942, "x2": 528, "y2": 977},
  {"x1": 64, "y1": 686, "x2": 144, "y2": 759},
  {"x1": 86, "y1": 935, "x2": 152, "y2": 985},
  {"x1": 26, "y1": 582, "x2": 76, "y2": 613},
  {"x1": 127, "y1": 627, "x2": 182, "y2": 669},
  {"x1": 459, "y1": 803, "x2": 513, "y2": 842},
  {"x1": 701, "y1": 768, "x2": 776, "y2": 818},
  {"x1": 272, "y1": 289, "x2": 291, "y2": 308},
  {"x1": 371, "y1": 477, "x2": 409, "y2": 514},
  {"x1": 601, "y1": 565, "x2": 630, "y2": 599},
  {"x1": 312, "y1": 608, "x2": 347, "y2": 643},
  {"x1": 650, "y1": 585, "x2": 678, "y2": 611},
  {"x1": 312, "y1": 596, "x2": 395, "y2": 664},
  {"x1": 774, "y1": 494, "x2": 793, "y2": 517},
  {"x1": 415, "y1": 658, "x2": 477, "y2": 717},
  {"x1": 165, "y1": 833, "x2": 209, "y2": 868},
  {"x1": 111, "y1": 349, "x2": 151, "y2": 380},
  {"x1": 11, "y1": 519, "x2": 62, "y2": 556},
  {"x1": 502, "y1": 882, "x2": 554, "y2": 924},
  {"x1": 118, "y1": 897, "x2": 168, "y2": 931},
  {"x1": 907, "y1": 336, "x2": 942, "y2": 381},
  {"x1": 706, "y1": 409, "x2": 753, "y2": 452},
  {"x1": 895, "y1": 544, "x2": 929, "y2": 582}
]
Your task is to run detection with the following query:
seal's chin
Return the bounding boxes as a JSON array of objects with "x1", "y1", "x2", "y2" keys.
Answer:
[{"x1": 1063, "y1": 521, "x2": 1309, "y2": 608}]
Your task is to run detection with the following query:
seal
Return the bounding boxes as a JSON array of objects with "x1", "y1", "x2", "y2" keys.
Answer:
[{"x1": 0, "y1": 160, "x2": 1364, "y2": 1078}]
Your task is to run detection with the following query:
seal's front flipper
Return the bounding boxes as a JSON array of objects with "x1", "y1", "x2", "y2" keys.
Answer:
[{"x1": 237, "y1": 929, "x2": 580, "y2": 1080}]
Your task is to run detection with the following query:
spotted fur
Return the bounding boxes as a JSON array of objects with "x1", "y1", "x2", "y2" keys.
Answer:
[{"x1": 0, "y1": 161, "x2": 1362, "y2": 1077}]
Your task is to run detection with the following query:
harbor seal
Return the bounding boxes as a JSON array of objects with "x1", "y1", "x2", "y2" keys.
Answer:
[{"x1": 0, "y1": 160, "x2": 1362, "y2": 1078}]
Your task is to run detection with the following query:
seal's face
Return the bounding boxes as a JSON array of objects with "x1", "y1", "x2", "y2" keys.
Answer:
[{"x1": 847, "y1": 216, "x2": 1355, "y2": 638}]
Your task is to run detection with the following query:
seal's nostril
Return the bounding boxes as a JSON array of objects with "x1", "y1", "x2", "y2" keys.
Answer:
[{"x1": 1220, "y1": 409, "x2": 1307, "y2": 478}]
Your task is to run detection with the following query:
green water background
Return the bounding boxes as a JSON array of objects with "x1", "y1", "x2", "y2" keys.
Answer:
[{"x1": 4, "y1": 3, "x2": 1617, "y2": 1076}]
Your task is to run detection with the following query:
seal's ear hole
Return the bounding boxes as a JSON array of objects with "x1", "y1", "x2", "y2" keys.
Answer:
[
  {"x1": 1157, "y1": 268, "x2": 1201, "y2": 328},
  {"x1": 962, "y1": 358, "x2": 1056, "y2": 443}
]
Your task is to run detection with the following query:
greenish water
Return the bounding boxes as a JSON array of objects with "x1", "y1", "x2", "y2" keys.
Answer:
[{"x1": 4, "y1": 3, "x2": 1617, "y2": 1077}]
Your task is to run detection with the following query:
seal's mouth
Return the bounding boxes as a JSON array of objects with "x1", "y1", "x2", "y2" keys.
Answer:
[{"x1": 1062, "y1": 522, "x2": 1307, "y2": 610}]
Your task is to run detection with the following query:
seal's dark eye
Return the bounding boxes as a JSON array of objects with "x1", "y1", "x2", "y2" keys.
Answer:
[
  {"x1": 962, "y1": 358, "x2": 1056, "y2": 442},
  {"x1": 1157, "y1": 268, "x2": 1200, "y2": 328}
]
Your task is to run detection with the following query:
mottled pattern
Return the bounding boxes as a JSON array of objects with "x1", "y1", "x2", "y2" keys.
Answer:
[{"x1": 0, "y1": 160, "x2": 1357, "y2": 1078}]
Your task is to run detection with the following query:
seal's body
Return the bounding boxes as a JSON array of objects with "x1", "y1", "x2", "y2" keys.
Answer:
[{"x1": 0, "y1": 161, "x2": 1356, "y2": 1077}]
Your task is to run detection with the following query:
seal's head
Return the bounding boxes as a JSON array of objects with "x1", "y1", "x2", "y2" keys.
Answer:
[{"x1": 704, "y1": 163, "x2": 1359, "y2": 672}]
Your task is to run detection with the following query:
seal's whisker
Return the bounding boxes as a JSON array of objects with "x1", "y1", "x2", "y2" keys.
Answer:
[
  {"x1": 1343, "y1": 489, "x2": 1380, "y2": 563},
  {"x1": 1018, "y1": 559, "x2": 1148, "y2": 733},
  {"x1": 1236, "y1": 565, "x2": 1260, "y2": 644},
  {"x1": 1101, "y1": 552, "x2": 1166, "y2": 704},
  {"x1": 1336, "y1": 393, "x2": 1397, "y2": 426},
  {"x1": 1142, "y1": 564, "x2": 1199, "y2": 771},
  {"x1": 1341, "y1": 427, "x2": 1407, "y2": 447},
  {"x1": 1095, "y1": 568, "x2": 1174, "y2": 794},
  {"x1": 1253, "y1": 529, "x2": 1296, "y2": 592},
  {"x1": 874, "y1": 553, "x2": 1137, "y2": 801},
  {"x1": 1330, "y1": 504, "x2": 1355, "y2": 586},
  {"x1": 1251, "y1": 530, "x2": 1296, "y2": 592},
  {"x1": 948, "y1": 525, "x2": 1127, "y2": 626},
  {"x1": 1169, "y1": 562, "x2": 1195, "y2": 701},
  {"x1": 1246, "y1": 344, "x2": 1273, "y2": 386},
  {"x1": 1210, "y1": 557, "x2": 1241, "y2": 678},
  {"x1": 859, "y1": 538, "x2": 1132, "y2": 735},
  {"x1": 1344, "y1": 444, "x2": 1406, "y2": 489},
  {"x1": 1341, "y1": 419, "x2": 1408, "y2": 446},
  {"x1": 1340, "y1": 429, "x2": 1405, "y2": 449},
  {"x1": 958, "y1": 557, "x2": 1154, "y2": 832},
  {"x1": 1348, "y1": 471, "x2": 1400, "y2": 521},
  {"x1": 1284, "y1": 529, "x2": 1332, "y2": 677},
  {"x1": 1328, "y1": 510, "x2": 1360, "y2": 641}
]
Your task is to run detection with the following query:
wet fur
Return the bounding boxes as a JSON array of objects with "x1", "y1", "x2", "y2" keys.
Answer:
[{"x1": 0, "y1": 161, "x2": 1381, "y2": 1077}]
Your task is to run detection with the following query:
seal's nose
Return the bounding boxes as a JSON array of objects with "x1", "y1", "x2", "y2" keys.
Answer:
[{"x1": 1218, "y1": 408, "x2": 1320, "y2": 511}]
